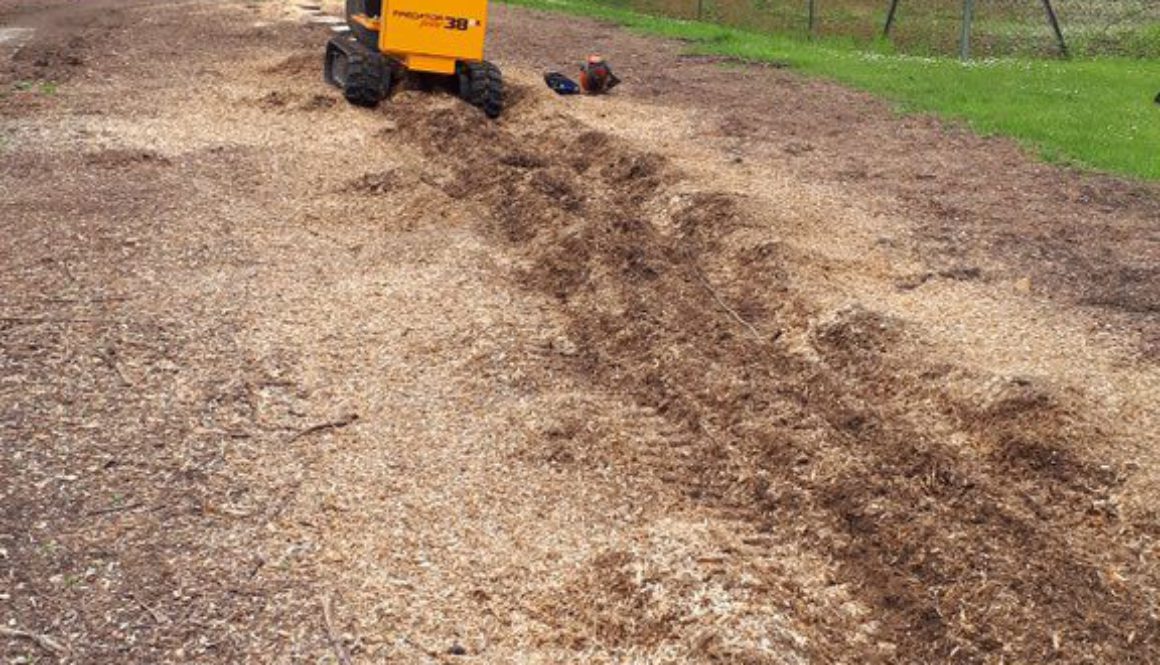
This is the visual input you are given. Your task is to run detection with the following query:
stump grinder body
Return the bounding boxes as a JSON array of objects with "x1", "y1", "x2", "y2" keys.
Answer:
[{"x1": 324, "y1": 0, "x2": 503, "y2": 117}]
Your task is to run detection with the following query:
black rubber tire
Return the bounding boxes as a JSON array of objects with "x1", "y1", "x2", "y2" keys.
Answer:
[
  {"x1": 343, "y1": 54, "x2": 386, "y2": 107},
  {"x1": 456, "y1": 60, "x2": 503, "y2": 119},
  {"x1": 323, "y1": 41, "x2": 349, "y2": 88},
  {"x1": 411, "y1": 72, "x2": 440, "y2": 93},
  {"x1": 345, "y1": 0, "x2": 380, "y2": 50}
]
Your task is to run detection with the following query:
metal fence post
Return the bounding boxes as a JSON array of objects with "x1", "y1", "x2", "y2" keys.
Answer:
[
  {"x1": 697, "y1": 0, "x2": 703, "y2": 21},
  {"x1": 1041, "y1": 0, "x2": 1069, "y2": 58},
  {"x1": 808, "y1": 0, "x2": 817, "y2": 38},
  {"x1": 883, "y1": 0, "x2": 900, "y2": 37},
  {"x1": 959, "y1": 0, "x2": 975, "y2": 60}
]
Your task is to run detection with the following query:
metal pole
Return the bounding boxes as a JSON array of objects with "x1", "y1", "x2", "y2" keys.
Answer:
[
  {"x1": 808, "y1": 0, "x2": 816, "y2": 38},
  {"x1": 883, "y1": 0, "x2": 900, "y2": 37},
  {"x1": 1041, "y1": 0, "x2": 1068, "y2": 58},
  {"x1": 959, "y1": 0, "x2": 975, "y2": 60}
]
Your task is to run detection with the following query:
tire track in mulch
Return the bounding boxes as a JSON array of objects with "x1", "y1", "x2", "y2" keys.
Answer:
[
  {"x1": 488, "y1": 5, "x2": 1159, "y2": 360},
  {"x1": 385, "y1": 91, "x2": 1160, "y2": 662}
]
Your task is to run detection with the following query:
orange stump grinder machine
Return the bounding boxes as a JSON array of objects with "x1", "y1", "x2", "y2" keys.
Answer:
[{"x1": 324, "y1": 0, "x2": 503, "y2": 117}]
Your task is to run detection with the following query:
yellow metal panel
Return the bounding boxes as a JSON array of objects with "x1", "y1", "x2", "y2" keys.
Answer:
[
  {"x1": 404, "y1": 54, "x2": 458, "y2": 74},
  {"x1": 380, "y1": 0, "x2": 487, "y2": 71},
  {"x1": 351, "y1": 14, "x2": 381, "y2": 30}
]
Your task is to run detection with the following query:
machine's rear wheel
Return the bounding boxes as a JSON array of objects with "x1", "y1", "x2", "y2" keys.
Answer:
[
  {"x1": 456, "y1": 61, "x2": 503, "y2": 119},
  {"x1": 343, "y1": 55, "x2": 387, "y2": 107}
]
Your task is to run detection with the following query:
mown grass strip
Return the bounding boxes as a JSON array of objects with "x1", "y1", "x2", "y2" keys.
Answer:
[{"x1": 500, "y1": 0, "x2": 1160, "y2": 181}]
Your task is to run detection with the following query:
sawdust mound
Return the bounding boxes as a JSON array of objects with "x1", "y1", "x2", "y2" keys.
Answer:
[
  {"x1": 263, "y1": 51, "x2": 320, "y2": 80},
  {"x1": 9, "y1": 35, "x2": 86, "y2": 81},
  {"x1": 83, "y1": 148, "x2": 172, "y2": 169},
  {"x1": 812, "y1": 305, "x2": 905, "y2": 363},
  {"x1": 253, "y1": 90, "x2": 338, "y2": 112},
  {"x1": 388, "y1": 96, "x2": 1160, "y2": 661},
  {"x1": 343, "y1": 169, "x2": 400, "y2": 195}
]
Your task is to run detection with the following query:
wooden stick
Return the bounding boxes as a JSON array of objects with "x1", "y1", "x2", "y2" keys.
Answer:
[
  {"x1": 287, "y1": 414, "x2": 359, "y2": 443},
  {"x1": 0, "y1": 317, "x2": 99, "y2": 325},
  {"x1": 85, "y1": 501, "x2": 144, "y2": 517},
  {"x1": 0, "y1": 626, "x2": 67, "y2": 655},
  {"x1": 322, "y1": 596, "x2": 353, "y2": 665},
  {"x1": 692, "y1": 271, "x2": 762, "y2": 340},
  {"x1": 31, "y1": 296, "x2": 134, "y2": 304},
  {"x1": 129, "y1": 592, "x2": 170, "y2": 625},
  {"x1": 98, "y1": 349, "x2": 134, "y2": 387}
]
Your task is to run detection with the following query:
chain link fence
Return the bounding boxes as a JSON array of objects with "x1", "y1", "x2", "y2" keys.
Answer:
[{"x1": 596, "y1": 0, "x2": 1160, "y2": 58}]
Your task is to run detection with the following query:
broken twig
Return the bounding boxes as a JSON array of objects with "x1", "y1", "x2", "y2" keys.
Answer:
[
  {"x1": 322, "y1": 596, "x2": 353, "y2": 665},
  {"x1": 85, "y1": 501, "x2": 144, "y2": 517},
  {"x1": 0, "y1": 317, "x2": 99, "y2": 326},
  {"x1": 129, "y1": 592, "x2": 170, "y2": 625},
  {"x1": 98, "y1": 348, "x2": 135, "y2": 387},
  {"x1": 0, "y1": 625, "x2": 67, "y2": 655},
  {"x1": 692, "y1": 270, "x2": 762, "y2": 340},
  {"x1": 287, "y1": 413, "x2": 359, "y2": 443}
]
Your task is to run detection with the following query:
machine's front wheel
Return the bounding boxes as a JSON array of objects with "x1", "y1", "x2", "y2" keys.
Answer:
[
  {"x1": 323, "y1": 41, "x2": 349, "y2": 88},
  {"x1": 457, "y1": 61, "x2": 503, "y2": 119},
  {"x1": 324, "y1": 37, "x2": 390, "y2": 108}
]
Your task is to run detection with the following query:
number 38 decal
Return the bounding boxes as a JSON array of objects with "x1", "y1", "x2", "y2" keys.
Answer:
[{"x1": 445, "y1": 17, "x2": 470, "y2": 30}]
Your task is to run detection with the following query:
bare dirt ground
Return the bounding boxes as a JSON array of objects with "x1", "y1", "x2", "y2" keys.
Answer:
[{"x1": 1, "y1": 0, "x2": 1157, "y2": 662}]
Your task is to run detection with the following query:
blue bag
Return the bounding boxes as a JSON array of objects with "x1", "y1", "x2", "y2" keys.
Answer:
[{"x1": 544, "y1": 72, "x2": 580, "y2": 95}]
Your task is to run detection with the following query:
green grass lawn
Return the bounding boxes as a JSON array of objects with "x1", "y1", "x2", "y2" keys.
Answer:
[{"x1": 500, "y1": 0, "x2": 1160, "y2": 181}]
